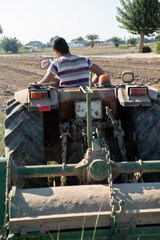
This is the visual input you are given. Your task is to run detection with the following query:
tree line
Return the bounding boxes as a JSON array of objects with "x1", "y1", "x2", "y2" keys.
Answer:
[{"x1": 0, "y1": 0, "x2": 160, "y2": 53}]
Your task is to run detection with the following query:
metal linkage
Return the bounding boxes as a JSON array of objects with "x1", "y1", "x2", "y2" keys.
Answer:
[
  {"x1": 80, "y1": 86, "x2": 93, "y2": 149},
  {"x1": 106, "y1": 106, "x2": 127, "y2": 162}
]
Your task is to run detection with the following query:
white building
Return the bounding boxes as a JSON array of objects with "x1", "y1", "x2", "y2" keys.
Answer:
[
  {"x1": 25, "y1": 41, "x2": 43, "y2": 49},
  {"x1": 69, "y1": 38, "x2": 87, "y2": 47}
]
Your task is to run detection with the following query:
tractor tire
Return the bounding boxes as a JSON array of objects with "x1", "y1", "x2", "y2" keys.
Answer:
[
  {"x1": 132, "y1": 93, "x2": 160, "y2": 160},
  {"x1": 5, "y1": 99, "x2": 46, "y2": 188}
]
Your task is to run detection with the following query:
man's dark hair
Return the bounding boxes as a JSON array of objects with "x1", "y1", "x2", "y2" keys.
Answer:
[{"x1": 52, "y1": 37, "x2": 69, "y2": 54}]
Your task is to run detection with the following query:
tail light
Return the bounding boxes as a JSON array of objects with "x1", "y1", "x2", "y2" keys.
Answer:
[
  {"x1": 30, "y1": 90, "x2": 48, "y2": 99},
  {"x1": 129, "y1": 87, "x2": 148, "y2": 95},
  {"x1": 39, "y1": 106, "x2": 51, "y2": 112}
]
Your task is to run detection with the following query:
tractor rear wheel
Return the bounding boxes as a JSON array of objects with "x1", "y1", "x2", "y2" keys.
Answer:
[
  {"x1": 132, "y1": 93, "x2": 160, "y2": 161},
  {"x1": 5, "y1": 99, "x2": 46, "y2": 188}
]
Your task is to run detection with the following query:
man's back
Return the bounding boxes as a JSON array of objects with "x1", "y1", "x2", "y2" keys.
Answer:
[{"x1": 48, "y1": 55, "x2": 93, "y2": 86}]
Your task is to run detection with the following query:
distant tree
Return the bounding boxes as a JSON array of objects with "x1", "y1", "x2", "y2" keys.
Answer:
[
  {"x1": 85, "y1": 34, "x2": 99, "y2": 48},
  {"x1": 17, "y1": 40, "x2": 23, "y2": 49},
  {"x1": 9, "y1": 38, "x2": 19, "y2": 53},
  {"x1": 0, "y1": 37, "x2": 19, "y2": 53},
  {"x1": 47, "y1": 36, "x2": 60, "y2": 48},
  {"x1": 127, "y1": 38, "x2": 137, "y2": 46},
  {"x1": 0, "y1": 37, "x2": 10, "y2": 52},
  {"x1": 0, "y1": 25, "x2": 3, "y2": 34},
  {"x1": 112, "y1": 36, "x2": 123, "y2": 47},
  {"x1": 116, "y1": 0, "x2": 160, "y2": 53},
  {"x1": 77, "y1": 36, "x2": 84, "y2": 41}
]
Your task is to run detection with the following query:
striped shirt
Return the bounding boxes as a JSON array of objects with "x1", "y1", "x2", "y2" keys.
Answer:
[{"x1": 47, "y1": 55, "x2": 93, "y2": 86}]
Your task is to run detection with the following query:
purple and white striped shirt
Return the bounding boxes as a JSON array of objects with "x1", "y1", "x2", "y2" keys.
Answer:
[{"x1": 47, "y1": 55, "x2": 93, "y2": 86}]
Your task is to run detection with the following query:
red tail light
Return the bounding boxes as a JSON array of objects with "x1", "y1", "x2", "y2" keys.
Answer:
[
  {"x1": 39, "y1": 106, "x2": 51, "y2": 112},
  {"x1": 31, "y1": 91, "x2": 48, "y2": 99},
  {"x1": 129, "y1": 87, "x2": 148, "y2": 95}
]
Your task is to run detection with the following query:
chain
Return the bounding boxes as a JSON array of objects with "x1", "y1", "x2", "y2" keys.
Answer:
[
  {"x1": 107, "y1": 153, "x2": 120, "y2": 239},
  {"x1": 100, "y1": 135, "x2": 121, "y2": 239},
  {"x1": 97, "y1": 136, "x2": 121, "y2": 238}
]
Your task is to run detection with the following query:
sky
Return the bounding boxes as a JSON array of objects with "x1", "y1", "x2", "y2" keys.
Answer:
[{"x1": 0, "y1": 0, "x2": 135, "y2": 44}]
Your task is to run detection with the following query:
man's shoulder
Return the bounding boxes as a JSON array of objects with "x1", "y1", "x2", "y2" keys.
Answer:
[
  {"x1": 53, "y1": 55, "x2": 89, "y2": 66},
  {"x1": 60, "y1": 55, "x2": 87, "y2": 63},
  {"x1": 69, "y1": 55, "x2": 89, "y2": 63},
  {"x1": 64, "y1": 55, "x2": 87, "y2": 60}
]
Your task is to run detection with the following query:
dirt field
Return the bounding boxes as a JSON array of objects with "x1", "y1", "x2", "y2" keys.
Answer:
[{"x1": 0, "y1": 54, "x2": 160, "y2": 112}]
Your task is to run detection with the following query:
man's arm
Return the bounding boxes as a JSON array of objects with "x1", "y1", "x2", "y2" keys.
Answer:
[
  {"x1": 89, "y1": 63, "x2": 105, "y2": 84},
  {"x1": 38, "y1": 72, "x2": 60, "y2": 87}
]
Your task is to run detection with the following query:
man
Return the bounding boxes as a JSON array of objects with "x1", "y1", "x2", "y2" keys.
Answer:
[{"x1": 38, "y1": 37, "x2": 104, "y2": 86}]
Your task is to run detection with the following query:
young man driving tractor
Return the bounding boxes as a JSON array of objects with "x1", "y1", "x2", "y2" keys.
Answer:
[{"x1": 38, "y1": 37, "x2": 105, "y2": 87}]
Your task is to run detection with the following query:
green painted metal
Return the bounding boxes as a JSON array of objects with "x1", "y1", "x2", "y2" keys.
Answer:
[
  {"x1": 6, "y1": 225, "x2": 160, "y2": 239},
  {"x1": 89, "y1": 71, "x2": 92, "y2": 88},
  {"x1": 13, "y1": 160, "x2": 160, "y2": 180},
  {"x1": 92, "y1": 128, "x2": 103, "y2": 152},
  {"x1": 0, "y1": 157, "x2": 7, "y2": 228},
  {"x1": 86, "y1": 91, "x2": 92, "y2": 148},
  {"x1": 15, "y1": 164, "x2": 79, "y2": 178},
  {"x1": 89, "y1": 159, "x2": 107, "y2": 181},
  {"x1": 113, "y1": 160, "x2": 160, "y2": 174},
  {"x1": 7, "y1": 228, "x2": 112, "y2": 240},
  {"x1": 92, "y1": 138, "x2": 102, "y2": 152}
]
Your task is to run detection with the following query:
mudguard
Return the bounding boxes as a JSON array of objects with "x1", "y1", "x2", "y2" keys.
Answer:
[
  {"x1": 15, "y1": 88, "x2": 28, "y2": 104},
  {"x1": 14, "y1": 88, "x2": 59, "y2": 111},
  {"x1": 117, "y1": 84, "x2": 158, "y2": 107}
]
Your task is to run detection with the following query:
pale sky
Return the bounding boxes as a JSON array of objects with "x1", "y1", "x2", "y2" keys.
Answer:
[{"x1": 0, "y1": 0, "x2": 135, "y2": 44}]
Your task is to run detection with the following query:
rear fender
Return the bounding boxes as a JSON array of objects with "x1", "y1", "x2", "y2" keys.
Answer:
[
  {"x1": 15, "y1": 88, "x2": 59, "y2": 111},
  {"x1": 15, "y1": 89, "x2": 28, "y2": 104},
  {"x1": 117, "y1": 84, "x2": 158, "y2": 107},
  {"x1": 148, "y1": 86, "x2": 159, "y2": 100},
  {"x1": 28, "y1": 88, "x2": 59, "y2": 111}
]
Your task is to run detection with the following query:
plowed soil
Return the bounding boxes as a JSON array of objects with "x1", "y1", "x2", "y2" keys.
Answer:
[{"x1": 0, "y1": 54, "x2": 160, "y2": 112}]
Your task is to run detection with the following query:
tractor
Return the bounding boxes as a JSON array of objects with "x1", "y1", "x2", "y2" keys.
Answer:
[{"x1": 0, "y1": 57, "x2": 160, "y2": 239}]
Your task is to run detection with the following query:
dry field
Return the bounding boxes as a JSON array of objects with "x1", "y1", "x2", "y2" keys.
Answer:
[{"x1": 0, "y1": 51, "x2": 160, "y2": 113}]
